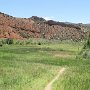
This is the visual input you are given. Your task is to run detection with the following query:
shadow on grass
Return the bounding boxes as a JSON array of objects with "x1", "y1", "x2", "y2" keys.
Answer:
[
  {"x1": 1, "y1": 55, "x2": 88, "y2": 68},
  {"x1": 0, "y1": 47, "x2": 57, "y2": 54}
]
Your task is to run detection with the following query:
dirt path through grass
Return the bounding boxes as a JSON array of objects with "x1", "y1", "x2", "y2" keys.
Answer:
[{"x1": 45, "y1": 67, "x2": 66, "y2": 90}]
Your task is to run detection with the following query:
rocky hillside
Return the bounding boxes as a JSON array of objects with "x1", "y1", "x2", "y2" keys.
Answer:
[{"x1": 0, "y1": 12, "x2": 88, "y2": 40}]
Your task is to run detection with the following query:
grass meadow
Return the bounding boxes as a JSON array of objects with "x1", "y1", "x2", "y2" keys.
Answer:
[{"x1": 0, "y1": 39, "x2": 90, "y2": 90}]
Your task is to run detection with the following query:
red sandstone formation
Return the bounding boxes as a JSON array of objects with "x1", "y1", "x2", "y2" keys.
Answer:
[{"x1": 0, "y1": 12, "x2": 88, "y2": 40}]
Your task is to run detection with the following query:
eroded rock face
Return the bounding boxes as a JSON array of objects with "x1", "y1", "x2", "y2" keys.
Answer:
[{"x1": 0, "y1": 12, "x2": 88, "y2": 40}]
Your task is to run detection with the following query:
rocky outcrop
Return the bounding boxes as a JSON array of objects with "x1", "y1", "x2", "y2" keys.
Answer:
[{"x1": 0, "y1": 12, "x2": 88, "y2": 40}]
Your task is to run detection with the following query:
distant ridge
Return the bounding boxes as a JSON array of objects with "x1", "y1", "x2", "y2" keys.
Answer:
[{"x1": 0, "y1": 12, "x2": 89, "y2": 40}]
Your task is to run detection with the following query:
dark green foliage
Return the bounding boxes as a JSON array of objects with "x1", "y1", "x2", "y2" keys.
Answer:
[
  {"x1": 6, "y1": 38, "x2": 13, "y2": 45},
  {"x1": 38, "y1": 42, "x2": 41, "y2": 45},
  {"x1": 86, "y1": 38, "x2": 90, "y2": 49},
  {"x1": 82, "y1": 32, "x2": 90, "y2": 59},
  {"x1": 83, "y1": 36, "x2": 90, "y2": 49},
  {"x1": 0, "y1": 41, "x2": 3, "y2": 47},
  {"x1": 86, "y1": 32, "x2": 90, "y2": 48}
]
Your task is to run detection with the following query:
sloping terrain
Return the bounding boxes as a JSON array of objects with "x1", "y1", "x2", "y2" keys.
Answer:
[{"x1": 0, "y1": 12, "x2": 88, "y2": 40}]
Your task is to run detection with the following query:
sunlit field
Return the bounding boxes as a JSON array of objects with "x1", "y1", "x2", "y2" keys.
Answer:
[{"x1": 0, "y1": 39, "x2": 90, "y2": 90}]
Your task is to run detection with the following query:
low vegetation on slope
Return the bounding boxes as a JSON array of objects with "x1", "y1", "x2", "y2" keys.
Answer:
[
  {"x1": 81, "y1": 32, "x2": 90, "y2": 59},
  {"x1": 0, "y1": 39, "x2": 90, "y2": 90}
]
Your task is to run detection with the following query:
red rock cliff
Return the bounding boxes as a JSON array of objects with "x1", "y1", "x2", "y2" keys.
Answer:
[{"x1": 0, "y1": 12, "x2": 88, "y2": 40}]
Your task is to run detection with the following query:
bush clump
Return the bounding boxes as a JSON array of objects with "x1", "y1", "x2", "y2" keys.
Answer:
[
  {"x1": 81, "y1": 32, "x2": 90, "y2": 59},
  {"x1": 0, "y1": 41, "x2": 3, "y2": 47},
  {"x1": 6, "y1": 38, "x2": 13, "y2": 45},
  {"x1": 38, "y1": 42, "x2": 41, "y2": 45}
]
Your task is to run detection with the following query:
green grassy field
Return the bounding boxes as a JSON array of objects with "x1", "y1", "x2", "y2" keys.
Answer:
[{"x1": 0, "y1": 40, "x2": 90, "y2": 90}]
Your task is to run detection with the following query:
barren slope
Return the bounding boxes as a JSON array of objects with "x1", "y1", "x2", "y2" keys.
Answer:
[{"x1": 0, "y1": 12, "x2": 88, "y2": 40}]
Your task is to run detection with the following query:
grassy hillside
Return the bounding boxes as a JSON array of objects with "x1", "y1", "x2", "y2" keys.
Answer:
[{"x1": 0, "y1": 40, "x2": 90, "y2": 90}]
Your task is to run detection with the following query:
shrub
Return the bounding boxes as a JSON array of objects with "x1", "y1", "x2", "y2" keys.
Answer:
[
  {"x1": 0, "y1": 41, "x2": 3, "y2": 47},
  {"x1": 82, "y1": 50, "x2": 90, "y2": 59},
  {"x1": 6, "y1": 38, "x2": 13, "y2": 45},
  {"x1": 81, "y1": 32, "x2": 90, "y2": 59},
  {"x1": 38, "y1": 42, "x2": 41, "y2": 45}
]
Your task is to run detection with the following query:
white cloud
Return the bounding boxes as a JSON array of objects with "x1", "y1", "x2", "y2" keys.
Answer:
[{"x1": 43, "y1": 16, "x2": 54, "y2": 21}]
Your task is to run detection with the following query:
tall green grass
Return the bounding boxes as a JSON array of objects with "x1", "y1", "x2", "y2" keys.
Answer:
[{"x1": 0, "y1": 40, "x2": 90, "y2": 90}]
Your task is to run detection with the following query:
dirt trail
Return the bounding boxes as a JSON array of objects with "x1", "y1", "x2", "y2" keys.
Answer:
[{"x1": 45, "y1": 68, "x2": 66, "y2": 90}]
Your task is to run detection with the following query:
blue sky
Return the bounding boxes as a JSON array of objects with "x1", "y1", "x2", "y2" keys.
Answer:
[{"x1": 0, "y1": 0, "x2": 90, "y2": 23}]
